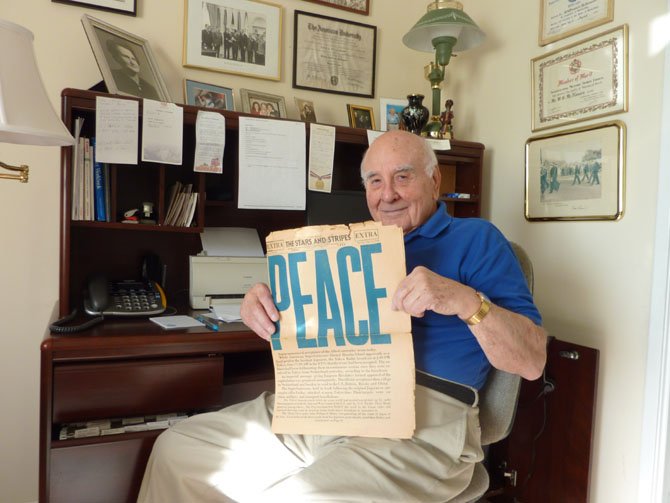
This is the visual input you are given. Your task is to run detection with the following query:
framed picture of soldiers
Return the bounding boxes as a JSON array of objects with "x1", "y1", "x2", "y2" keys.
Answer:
[
  {"x1": 184, "y1": 0, "x2": 282, "y2": 81},
  {"x1": 525, "y1": 121, "x2": 625, "y2": 221}
]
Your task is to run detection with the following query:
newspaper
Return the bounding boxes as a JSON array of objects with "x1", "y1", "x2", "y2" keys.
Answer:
[{"x1": 266, "y1": 221, "x2": 415, "y2": 439}]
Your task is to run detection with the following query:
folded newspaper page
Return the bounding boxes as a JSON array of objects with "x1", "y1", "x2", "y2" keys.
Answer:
[{"x1": 266, "y1": 221, "x2": 415, "y2": 438}]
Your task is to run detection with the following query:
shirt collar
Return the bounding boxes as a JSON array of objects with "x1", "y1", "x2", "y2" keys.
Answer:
[{"x1": 404, "y1": 201, "x2": 452, "y2": 243}]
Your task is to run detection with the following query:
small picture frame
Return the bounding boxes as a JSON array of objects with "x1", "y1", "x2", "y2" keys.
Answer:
[
  {"x1": 81, "y1": 14, "x2": 170, "y2": 101},
  {"x1": 525, "y1": 120, "x2": 625, "y2": 221},
  {"x1": 379, "y1": 98, "x2": 406, "y2": 131},
  {"x1": 301, "y1": 0, "x2": 370, "y2": 15},
  {"x1": 184, "y1": 79, "x2": 235, "y2": 111},
  {"x1": 183, "y1": 0, "x2": 283, "y2": 81},
  {"x1": 240, "y1": 88, "x2": 287, "y2": 118},
  {"x1": 347, "y1": 104, "x2": 375, "y2": 130},
  {"x1": 294, "y1": 97, "x2": 317, "y2": 123},
  {"x1": 52, "y1": 0, "x2": 136, "y2": 16}
]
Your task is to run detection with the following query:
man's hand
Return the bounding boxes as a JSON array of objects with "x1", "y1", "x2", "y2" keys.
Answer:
[
  {"x1": 392, "y1": 266, "x2": 479, "y2": 320},
  {"x1": 240, "y1": 283, "x2": 279, "y2": 341}
]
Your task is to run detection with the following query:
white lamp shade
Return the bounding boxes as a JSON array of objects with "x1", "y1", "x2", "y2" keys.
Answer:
[{"x1": 0, "y1": 19, "x2": 74, "y2": 146}]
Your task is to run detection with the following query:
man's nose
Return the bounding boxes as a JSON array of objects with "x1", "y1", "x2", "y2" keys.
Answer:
[{"x1": 381, "y1": 182, "x2": 398, "y2": 202}]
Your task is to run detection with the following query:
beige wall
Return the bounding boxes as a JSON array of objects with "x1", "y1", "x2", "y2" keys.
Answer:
[{"x1": 0, "y1": 1, "x2": 665, "y2": 501}]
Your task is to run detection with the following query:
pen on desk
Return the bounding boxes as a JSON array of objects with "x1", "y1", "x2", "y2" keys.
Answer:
[{"x1": 196, "y1": 315, "x2": 220, "y2": 331}]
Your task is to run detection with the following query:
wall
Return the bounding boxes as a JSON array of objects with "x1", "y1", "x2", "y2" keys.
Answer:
[{"x1": 0, "y1": 1, "x2": 665, "y2": 502}]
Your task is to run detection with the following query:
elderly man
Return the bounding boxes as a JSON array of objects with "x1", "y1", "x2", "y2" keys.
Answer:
[{"x1": 138, "y1": 130, "x2": 546, "y2": 502}]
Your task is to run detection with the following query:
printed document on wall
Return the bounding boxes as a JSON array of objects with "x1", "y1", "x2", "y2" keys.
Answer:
[
  {"x1": 238, "y1": 117, "x2": 306, "y2": 210},
  {"x1": 266, "y1": 222, "x2": 415, "y2": 438}
]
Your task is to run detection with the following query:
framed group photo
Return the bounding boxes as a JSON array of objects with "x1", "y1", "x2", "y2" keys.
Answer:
[
  {"x1": 379, "y1": 97, "x2": 405, "y2": 131},
  {"x1": 531, "y1": 25, "x2": 628, "y2": 132},
  {"x1": 539, "y1": 0, "x2": 613, "y2": 46},
  {"x1": 293, "y1": 10, "x2": 377, "y2": 98},
  {"x1": 52, "y1": 0, "x2": 136, "y2": 16},
  {"x1": 347, "y1": 104, "x2": 375, "y2": 130},
  {"x1": 525, "y1": 120, "x2": 625, "y2": 221},
  {"x1": 301, "y1": 0, "x2": 370, "y2": 15},
  {"x1": 184, "y1": 79, "x2": 235, "y2": 110},
  {"x1": 81, "y1": 14, "x2": 170, "y2": 101},
  {"x1": 240, "y1": 88, "x2": 287, "y2": 117},
  {"x1": 183, "y1": 0, "x2": 282, "y2": 81}
]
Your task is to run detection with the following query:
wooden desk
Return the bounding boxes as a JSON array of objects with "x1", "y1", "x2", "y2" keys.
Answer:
[{"x1": 39, "y1": 321, "x2": 273, "y2": 503}]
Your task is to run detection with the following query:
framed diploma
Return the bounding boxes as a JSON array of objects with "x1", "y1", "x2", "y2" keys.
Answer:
[
  {"x1": 531, "y1": 25, "x2": 627, "y2": 132},
  {"x1": 301, "y1": 0, "x2": 370, "y2": 15},
  {"x1": 540, "y1": 0, "x2": 614, "y2": 46},
  {"x1": 525, "y1": 120, "x2": 625, "y2": 221},
  {"x1": 292, "y1": 10, "x2": 377, "y2": 98},
  {"x1": 183, "y1": 0, "x2": 283, "y2": 81}
]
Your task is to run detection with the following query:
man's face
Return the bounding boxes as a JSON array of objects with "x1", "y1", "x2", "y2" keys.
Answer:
[
  {"x1": 362, "y1": 131, "x2": 441, "y2": 234},
  {"x1": 117, "y1": 45, "x2": 140, "y2": 74}
]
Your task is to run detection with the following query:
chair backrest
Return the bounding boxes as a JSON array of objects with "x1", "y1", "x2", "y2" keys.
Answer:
[{"x1": 477, "y1": 242, "x2": 533, "y2": 446}]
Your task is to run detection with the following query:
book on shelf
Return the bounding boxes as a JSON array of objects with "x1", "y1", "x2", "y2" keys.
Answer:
[
  {"x1": 70, "y1": 117, "x2": 85, "y2": 221},
  {"x1": 83, "y1": 137, "x2": 92, "y2": 221},
  {"x1": 92, "y1": 139, "x2": 107, "y2": 222},
  {"x1": 164, "y1": 182, "x2": 197, "y2": 227}
]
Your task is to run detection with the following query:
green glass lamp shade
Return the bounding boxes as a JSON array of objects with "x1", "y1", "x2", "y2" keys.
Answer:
[{"x1": 402, "y1": 1, "x2": 485, "y2": 58}]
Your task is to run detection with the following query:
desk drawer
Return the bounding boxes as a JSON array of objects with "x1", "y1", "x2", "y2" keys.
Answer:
[{"x1": 53, "y1": 356, "x2": 224, "y2": 423}]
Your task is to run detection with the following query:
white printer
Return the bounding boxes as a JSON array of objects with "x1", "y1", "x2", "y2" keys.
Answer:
[{"x1": 189, "y1": 227, "x2": 268, "y2": 310}]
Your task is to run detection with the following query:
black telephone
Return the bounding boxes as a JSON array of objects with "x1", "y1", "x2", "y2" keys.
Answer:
[
  {"x1": 50, "y1": 275, "x2": 167, "y2": 334},
  {"x1": 84, "y1": 275, "x2": 167, "y2": 316}
]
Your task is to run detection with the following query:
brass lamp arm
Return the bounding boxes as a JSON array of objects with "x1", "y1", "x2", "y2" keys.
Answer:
[{"x1": 0, "y1": 161, "x2": 29, "y2": 183}]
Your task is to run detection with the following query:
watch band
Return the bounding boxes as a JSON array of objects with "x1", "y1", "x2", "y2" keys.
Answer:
[{"x1": 465, "y1": 291, "x2": 491, "y2": 326}]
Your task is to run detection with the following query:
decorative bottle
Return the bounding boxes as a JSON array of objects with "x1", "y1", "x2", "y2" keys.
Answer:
[{"x1": 400, "y1": 94, "x2": 430, "y2": 135}]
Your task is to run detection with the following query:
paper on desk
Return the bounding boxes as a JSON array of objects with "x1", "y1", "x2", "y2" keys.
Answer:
[
  {"x1": 209, "y1": 303, "x2": 243, "y2": 322},
  {"x1": 141, "y1": 99, "x2": 183, "y2": 165},
  {"x1": 200, "y1": 227, "x2": 264, "y2": 257},
  {"x1": 308, "y1": 124, "x2": 335, "y2": 193},
  {"x1": 149, "y1": 315, "x2": 205, "y2": 329},
  {"x1": 194, "y1": 110, "x2": 225, "y2": 174},
  {"x1": 95, "y1": 96, "x2": 139, "y2": 164}
]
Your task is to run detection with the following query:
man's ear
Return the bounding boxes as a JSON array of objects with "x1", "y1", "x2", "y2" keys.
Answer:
[{"x1": 431, "y1": 166, "x2": 442, "y2": 200}]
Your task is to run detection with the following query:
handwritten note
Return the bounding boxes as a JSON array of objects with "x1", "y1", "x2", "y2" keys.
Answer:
[
  {"x1": 141, "y1": 100, "x2": 183, "y2": 165},
  {"x1": 95, "y1": 96, "x2": 139, "y2": 164}
]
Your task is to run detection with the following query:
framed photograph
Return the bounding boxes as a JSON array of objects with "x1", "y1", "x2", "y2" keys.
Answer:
[
  {"x1": 525, "y1": 120, "x2": 625, "y2": 221},
  {"x1": 295, "y1": 97, "x2": 317, "y2": 123},
  {"x1": 183, "y1": 0, "x2": 282, "y2": 81},
  {"x1": 184, "y1": 79, "x2": 235, "y2": 110},
  {"x1": 347, "y1": 104, "x2": 375, "y2": 130},
  {"x1": 240, "y1": 88, "x2": 287, "y2": 117},
  {"x1": 531, "y1": 25, "x2": 627, "y2": 132},
  {"x1": 293, "y1": 10, "x2": 376, "y2": 98},
  {"x1": 301, "y1": 0, "x2": 370, "y2": 15},
  {"x1": 81, "y1": 14, "x2": 170, "y2": 101},
  {"x1": 379, "y1": 97, "x2": 406, "y2": 131},
  {"x1": 540, "y1": 0, "x2": 613, "y2": 46},
  {"x1": 52, "y1": 0, "x2": 136, "y2": 16}
]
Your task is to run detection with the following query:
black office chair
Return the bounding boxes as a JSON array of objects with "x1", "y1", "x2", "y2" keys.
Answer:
[{"x1": 450, "y1": 242, "x2": 533, "y2": 503}]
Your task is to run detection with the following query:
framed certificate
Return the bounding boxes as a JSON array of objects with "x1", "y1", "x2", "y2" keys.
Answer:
[
  {"x1": 525, "y1": 120, "x2": 625, "y2": 221},
  {"x1": 292, "y1": 10, "x2": 377, "y2": 98},
  {"x1": 531, "y1": 25, "x2": 627, "y2": 132},
  {"x1": 540, "y1": 0, "x2": 614, "y2": 46}
]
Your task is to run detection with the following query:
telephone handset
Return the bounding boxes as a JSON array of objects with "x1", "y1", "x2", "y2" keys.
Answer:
[
  {"x1": 84, "y1": 276, "x2": 167, "y2": 316},
  {"x1": 50, "y1": 276, "x2": 167, "y2": 334}
]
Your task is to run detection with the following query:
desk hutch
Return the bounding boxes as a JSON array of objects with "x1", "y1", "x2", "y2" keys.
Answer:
[{"x1": 39, "y1": 88, "x2": 485, "y2": 502}]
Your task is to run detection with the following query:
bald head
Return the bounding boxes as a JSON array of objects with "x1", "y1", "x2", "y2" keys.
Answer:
[{"x1": 361, "y1": 130, "x2": 437, "y2": 182}]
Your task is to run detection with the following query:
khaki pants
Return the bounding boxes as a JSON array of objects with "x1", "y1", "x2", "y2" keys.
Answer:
[{"x1": 137, "y1": 385, "x2": 483, "y2": 503}]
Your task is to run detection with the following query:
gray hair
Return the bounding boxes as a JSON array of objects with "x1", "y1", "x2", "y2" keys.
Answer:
[{"x1": 360, "y1": 134, "x2": 437, "y2": 184}]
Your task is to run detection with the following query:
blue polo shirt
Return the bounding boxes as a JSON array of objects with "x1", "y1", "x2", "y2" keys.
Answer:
[{"x1": 405, "y1": 202, "x2": 542, "y2": 389}]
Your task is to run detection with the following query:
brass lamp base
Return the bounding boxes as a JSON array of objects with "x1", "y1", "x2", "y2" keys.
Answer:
[{"x1": 421, "y1": 116, "x2": 451, "y2": 140}]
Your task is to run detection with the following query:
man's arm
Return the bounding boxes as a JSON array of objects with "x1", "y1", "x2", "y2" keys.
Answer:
[{"x1": 392, "y1": 266, "x2": 547, "y2": 380}]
